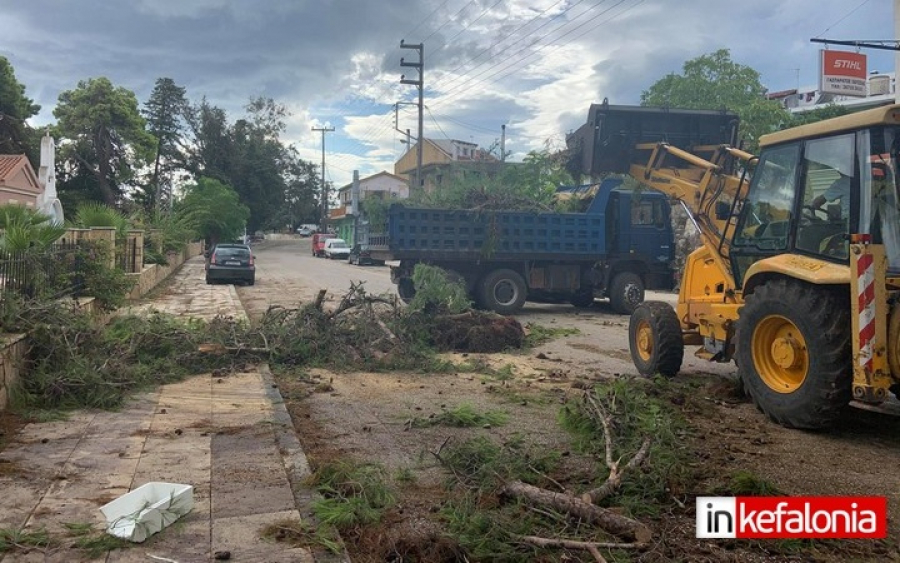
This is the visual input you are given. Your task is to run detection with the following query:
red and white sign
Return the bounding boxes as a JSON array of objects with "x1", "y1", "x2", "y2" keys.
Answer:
[
  {"x1": 696, "y1": 496, "x2": 887, "y2": 539},
  {"x1": 819, "y1": 50, "x2": 868, "y2": 97}
]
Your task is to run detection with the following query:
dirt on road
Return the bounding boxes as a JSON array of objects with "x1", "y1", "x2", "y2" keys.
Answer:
[{"x1": 237, "y1": 245, "x2": 900, "y2": 563}]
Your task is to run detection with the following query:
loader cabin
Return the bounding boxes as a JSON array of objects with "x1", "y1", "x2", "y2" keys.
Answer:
[{"x1": 730, "y1": 104, "x2": 900, "y2": 285}]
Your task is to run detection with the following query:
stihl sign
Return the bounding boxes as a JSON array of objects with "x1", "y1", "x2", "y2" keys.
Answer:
[
  {"x1": 696, "y1": 496, "x2": 887, "y2": 539},
  {"x1": 819, "y1": 50, "x2": 867, "y2": 97}
]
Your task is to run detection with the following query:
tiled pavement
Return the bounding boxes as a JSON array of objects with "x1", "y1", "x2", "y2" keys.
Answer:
[{"x1": 0, "y1": 257, "x2": 337, "y2": 563}]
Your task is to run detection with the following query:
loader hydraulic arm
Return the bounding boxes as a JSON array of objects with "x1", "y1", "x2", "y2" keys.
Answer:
[{"x1": 628, "y1": 142, "x2": 757, "y2": 291}]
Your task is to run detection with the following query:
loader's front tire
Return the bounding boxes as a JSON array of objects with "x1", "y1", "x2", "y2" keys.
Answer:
[
  {"x1": 736, "y1": 279, "x2": 851, "y2": 429},
  {"x1": 629, "y1": 301, "x2": 683, "y2": 377}
]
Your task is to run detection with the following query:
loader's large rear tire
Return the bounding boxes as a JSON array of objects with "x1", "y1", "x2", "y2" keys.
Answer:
[
  {"x1": 629, "y1": 301, "x2": 684, "y2": 377},
  {"x1": 610, "y1": 272, "x2": 645, "y2": 315},
  {"x1": 736, "y1": 279, "x2": 851, "y2": 429},
  {"x1": 477, "y1": 269, "x2": 527, "y2": 315}
]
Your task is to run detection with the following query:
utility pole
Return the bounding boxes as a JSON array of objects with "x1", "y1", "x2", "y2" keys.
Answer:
[
  {"x1": 400, "y1": 40, "x2": 424, "y2": 191},
  {"x1": 500, "y1": 124, "x2": 506, "y2": 163},
  {"x1": 312, "y1": 125, "x2": 335, "y2": 231}
]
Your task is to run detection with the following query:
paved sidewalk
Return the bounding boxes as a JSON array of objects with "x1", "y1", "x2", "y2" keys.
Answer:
[{"x1": 0, "y1": 259, "x2": 332, "y2": 562}]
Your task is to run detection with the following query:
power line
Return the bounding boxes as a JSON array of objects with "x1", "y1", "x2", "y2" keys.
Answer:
[
  {"x1": 420, "y1": 0, "x2": 480, "y2": 44},
  {"x1": 433, "y1": 0, "x2": 637, "y2": 110},
  {"x1": 814, "y1": 0, "x2": 872, "y2": 39},
  {"x1": 432, "y1": 0, "x2": 615, "y2": 98},
  {"x1": 429, "y1": 0, "x2": 595, "y2": 92},
  {"x1": 428, "y1": 0, "x2": 568, "y2": 89}
]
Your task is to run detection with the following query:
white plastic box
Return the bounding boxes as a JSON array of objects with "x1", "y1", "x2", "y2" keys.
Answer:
[{"x1": 99, "y1": 482, "x2": 194, "y2": 542}]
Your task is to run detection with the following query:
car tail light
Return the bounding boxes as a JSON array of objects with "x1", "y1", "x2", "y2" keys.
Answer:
[
  {"x1": 210, "y1": 253, "x2": 217, "y2": 265},
  {"x1": 249, "y1": 254, "x2": 254, "y2": 266}
]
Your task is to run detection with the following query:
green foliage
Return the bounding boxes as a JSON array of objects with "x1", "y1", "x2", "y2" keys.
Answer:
[
  {"x1": 177, "y1": 176, "x2": 249, "y2": 245},
  {"x1": 72, "y1": 242, "x2": 135, "y2": 309},
  {"x1": 142, "y1": 78, "x2": 188, "y2": 213},
  {"x1": 720, "y1": 470, "x2": 782, "y2": 496},
  {"x1": 309, "y1": 461, "x2": 395, "y2": 530},
  {"x1": 522, "y1": 323, "x2": 581, "y2": 348},
  {"x1": 54, "y1": 77, "x2": 156, "y2": 206},
  {"x1": 559, "y1": 378, "x2": 692, "y2": 517},
  {"x1": 785, "y1": 103, "x2": 852, "y2": 128},
  {"x1": 0, "y1": 56, "x2": 40, "y2": 160},
  {"x1": 408, "y1": 150, "x2": 572, "y2": 211},
  {"x1": 0, "y1": 527, "x2": 53, "y2": 552},
  {"x1": 412, "y1": 403, "x2": 509, "y2": 428},
  {"x1": 63, "y1": 522, "x2": 129, "y2": 557},
  {"x1": 72, "y1": 202, "x2": 130, "y2": 235},
  {"x1": 440, "y1": 435, "x2": 560, "y2": 492},
  {"x1": 12, "y1": 309, "x2": 231, "y2": 410},
  {"x1": 641, "y1": 49, "x2": 790, "y2": 151},
  {"x1": 0, "y1": 205, "x2": 66, "y2": 252},
  {"x1": 360, "y1": 197, "x2": 391, "y2": 233},
  {"x1": 260, "y1": 518, "x2": 343, "y2": 554},
  {"x1": 407, "y1": 264, "x2": 472, "y2": 314}
]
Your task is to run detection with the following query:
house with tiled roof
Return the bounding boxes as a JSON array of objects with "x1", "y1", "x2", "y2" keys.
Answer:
[
  {"x1": 394, "y1": 138, "x2": 499, "y2": 192},
  {"x1": 0, "y1": 155, "x2": 43, "y2": 208}
]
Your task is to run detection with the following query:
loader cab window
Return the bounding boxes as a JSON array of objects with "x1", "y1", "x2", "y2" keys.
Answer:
[
  {"x1": 861, "y1": 127, "x2": 900, "y2": 272},
  {"x1": 796, "y1": 134, "x2": 854, "y2": 261},
  {"x1": 733, "y1": 142, "x2": 801, "y2": 251}
]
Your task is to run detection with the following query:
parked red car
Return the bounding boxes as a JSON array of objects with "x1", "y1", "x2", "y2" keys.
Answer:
[{"x1": 312, "y1": 233, "x2": 336, "y2": 257}]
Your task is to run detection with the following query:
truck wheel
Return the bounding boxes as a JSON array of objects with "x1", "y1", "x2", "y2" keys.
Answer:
[
  {"x1": 570, "y1": 290, "x2": 595, "y2": 308},
  {"x1": 609, "y1": 272, "x2": 644, "y2": 315},
  {"x1": 736, "y1": 279, "x2": 851, "y2": 429},
  {"x1": 397, "y1": 278, "x2": 416, "y2": 304},
  {"x1": 629, "y1": 301, "x2": 683, "y2": 377},
  {"x1": 477, "y1": 269, "x2": 527, "y2": 315}
]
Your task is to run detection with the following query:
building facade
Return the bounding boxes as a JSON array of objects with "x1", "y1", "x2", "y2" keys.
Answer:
[
  {"x1": 329, "y1": 171, "x2": 409, "y2": 245},
  {"x1": 0, "y1": 155, "x2": 43, "y2": 208}
]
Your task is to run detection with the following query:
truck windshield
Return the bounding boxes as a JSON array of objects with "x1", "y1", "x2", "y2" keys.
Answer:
[{"x1": 860, "y1": 126, "x2": 900, "y2": 273}]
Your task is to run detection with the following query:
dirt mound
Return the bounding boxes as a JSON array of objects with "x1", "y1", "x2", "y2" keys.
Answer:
[{"x1": 429, "y1": 311, "x2": 524, "y2": 352}]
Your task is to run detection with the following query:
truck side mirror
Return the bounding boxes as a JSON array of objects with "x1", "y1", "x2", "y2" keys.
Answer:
[{"x1": 715, "y1": 201, "x2": 731, "y2": 221}]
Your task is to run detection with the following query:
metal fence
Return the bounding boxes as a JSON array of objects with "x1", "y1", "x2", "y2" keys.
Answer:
[
  {"x1": 117, "y1": 236, "x2": 139, "y2": 273},
  {"x1": 0, "y1": 243, "x2": 88, "y2": 302}
]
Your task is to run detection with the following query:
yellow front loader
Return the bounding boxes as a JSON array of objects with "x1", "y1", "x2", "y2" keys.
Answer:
[{"x1": 569, "y1": 102, "x2": 900, "y2": 428}]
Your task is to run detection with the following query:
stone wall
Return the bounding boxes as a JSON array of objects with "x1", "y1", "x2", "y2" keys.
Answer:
[{"x1": 126, "y1": 241, "x2": 204, "y2": 300}]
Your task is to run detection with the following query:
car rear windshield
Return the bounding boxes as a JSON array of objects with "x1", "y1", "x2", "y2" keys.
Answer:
[
  {"x1": 329, "y1": 242, "x2": 349, "y2": 249},
  {"x1": 215, "y1": 247, "x2": 250, "y2": 259}
]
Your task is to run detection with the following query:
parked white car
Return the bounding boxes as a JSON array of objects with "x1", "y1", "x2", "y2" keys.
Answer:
[{"x1": 323, "y1": 238, "x2": 351, "y2": 259}]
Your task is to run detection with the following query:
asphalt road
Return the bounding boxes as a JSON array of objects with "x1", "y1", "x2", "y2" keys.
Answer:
[{"x1": 247, "y1": 236, "x2": 678, "y2": 311}]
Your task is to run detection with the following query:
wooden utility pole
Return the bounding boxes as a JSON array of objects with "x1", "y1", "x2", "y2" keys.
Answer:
[{"x1": 312, "y1": 125, "x2": 335, "y2": 231}]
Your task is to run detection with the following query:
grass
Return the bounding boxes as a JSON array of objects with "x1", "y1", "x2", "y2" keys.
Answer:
[
  {"x1": 0, "y1": 527, "x2": 53, "y2": 552},
  {"x1": 558, "y1": 377, "x2": 694, "y2": 517},
  {"x1": 63, "y1": 522, "x2": 129, "y2": 557},
  {"x1": 719, "y1": 470, "x2": 782, "y2": 496},
  {"x1": 260, "y1": 517, "x2": 343, "y2": 554},
  {"x1": 412, "y1": 403, "x2": 509, "y2": 429},
  {"x1": 523, "y1": 323, "x2": 580, "y2": 348},
  {"x1": 307, "y1": 461, "x2": 395, "y2": 530}
]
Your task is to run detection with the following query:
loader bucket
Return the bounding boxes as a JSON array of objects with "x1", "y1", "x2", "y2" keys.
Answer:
[{"x1": 567, "y1": 102, "x2": 740, "y2": 177}]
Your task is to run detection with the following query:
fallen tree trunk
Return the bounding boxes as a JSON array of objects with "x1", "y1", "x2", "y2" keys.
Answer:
[{"x1": 503, "y1": 480, "x2": 652, "y2": 543}]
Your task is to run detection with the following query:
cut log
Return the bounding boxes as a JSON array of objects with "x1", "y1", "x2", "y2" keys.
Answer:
[{"x1": 503, "y1": 480, "x2": 651, "y2": 544}]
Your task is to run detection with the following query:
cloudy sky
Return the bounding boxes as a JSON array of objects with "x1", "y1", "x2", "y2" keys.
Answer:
[{"x1": 0, "y1": 0, "x2": 895, "y2": 188}]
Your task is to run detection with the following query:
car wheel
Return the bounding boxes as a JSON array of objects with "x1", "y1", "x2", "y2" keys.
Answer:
[{"x1": 248, "y1": 278, "x2": 255, "y2": 286}]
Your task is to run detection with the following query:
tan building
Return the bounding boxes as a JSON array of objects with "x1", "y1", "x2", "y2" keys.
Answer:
[
  {"x1": 0, "y1": 155, "x2": 43, "y2": 208},
  {"x1": 394, "y1": 138, "x2": 497, "y2": 189}
]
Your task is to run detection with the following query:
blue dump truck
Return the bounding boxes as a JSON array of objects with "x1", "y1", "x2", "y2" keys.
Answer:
[{"x1": 368, "y1": 178, "x2": 675, "y2": 315}]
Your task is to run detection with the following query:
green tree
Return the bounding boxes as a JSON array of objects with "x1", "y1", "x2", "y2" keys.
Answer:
[
  {"x1": 143, "y1": 77, "x2": 188, "y2": 212},
  {"x1": 641, "y1": 49, "x2": 789, "y2": 151},
  {"x1": 0, "y1": 57, "x2": 41, "y2": 164},
  {"x1": 409, "y1": 150, "x2": 572, "y2": 210},
  {"x1": 177, "y1": 176, "x2": 249, "y2": 246},
  {"x1": 0, "y1": 205, "x2": 65, "y2": 252},
  {"x1": 53, "y1": 77, "x2": 157, "y2": 207}
]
